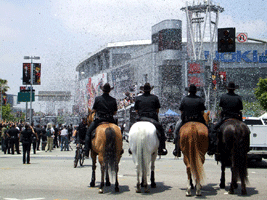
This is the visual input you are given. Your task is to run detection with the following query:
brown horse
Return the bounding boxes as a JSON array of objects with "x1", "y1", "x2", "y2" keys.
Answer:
[
  {"x1": 87, "y1": 109, "x2": 123, "y2": 193},
  {"x1": 179, "y1": 111, "x2": 210, "y2": 196},
  {"x1": 218, "y1": 118, "x2": 250, "y2": 195}
]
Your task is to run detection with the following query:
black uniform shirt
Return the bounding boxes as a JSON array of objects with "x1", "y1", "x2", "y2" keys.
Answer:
[
  {"x1": 7, "y1": 127, "x2": 20, "y2": 138},
  {"x1": 21, "y1": 128, "x2": 33, "y2": 143},
  {"x1": 134, "y1": 93, "x2": 160, "y2": 120},
  {"x1": 93, "y1": 93, "x2": 117, "y2": 115},
  {"x1": 219, "y1": 92, "x2": 243, "y2": 113},
  {"x1": 78, "y1": 122, "x2": 87, "y2": 141},
  {"x1": 179, "y1": 93, "x2": 206, "y2": 122}
]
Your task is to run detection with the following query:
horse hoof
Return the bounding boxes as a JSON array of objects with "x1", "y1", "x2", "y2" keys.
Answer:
[
  {"x1": 233, "y1": 182, "x2": 238, "y2": 189},
  {"x1": 186, "y1": 191, "x2": 192, "y2": 196},
  {"x1": 136, "y1": 188, "x2": 141, "y2": 193},
  {"x1": 151, "y1": 182, "x2": 157, "y2": 188},
  {"x1": 99, "y1": 189, "x2": 103, "y2": 194},
  {"x1": 241, "y1": 188, "x2": 247, "y2": 195},
  {"x1": 228, "y1": 190, "x2": 234, "y2": 195},
  {"x1": 196, "y1": 191, "x2": 202, "y2": 196},
  {"x1": 115, "y1": 187, "x2": 120, "y2": 192},
  {"x1": 220, "y1": 183, "x2": 225, "y2": 189},
  {"x1": 90, "y1": 182, "x2": 95, "y2": 187},
  {"x1": 106, "y1": 182, "x2": 111, "y2": 187}
]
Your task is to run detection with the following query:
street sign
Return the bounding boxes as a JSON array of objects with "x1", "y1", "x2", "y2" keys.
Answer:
[
  {"x1": 237, "y1": 32, "x2": 248, "y2": 43},
  {"x1": 17, "y1": 92, "x2": 35, "y2": 102}
]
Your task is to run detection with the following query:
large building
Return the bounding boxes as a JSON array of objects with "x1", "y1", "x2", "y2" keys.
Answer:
[{"x1": 75, "y1": 19, "x2": 267, "y2": 114}]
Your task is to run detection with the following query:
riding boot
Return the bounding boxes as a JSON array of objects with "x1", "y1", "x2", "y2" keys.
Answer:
[
  {"x1": 84, "y1": 121, "x2": 97, "y2": 157},
  {"x1": 173, "y1": 124, "x2": 182, "y2": 157},
  {"x1": 158, "y1": 132, "x2": 168, "y2": 156},
  {"x1": 173, "y1": 135, "x2": 181, "y2": 157},
  {"x1": 207, "y1": 126, "x2": 217, "y2": 156}
]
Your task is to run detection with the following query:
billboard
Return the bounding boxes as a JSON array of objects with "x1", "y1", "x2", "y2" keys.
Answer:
[{"x1": 78, "y1": 73, "x2": 107, "y2": 112}]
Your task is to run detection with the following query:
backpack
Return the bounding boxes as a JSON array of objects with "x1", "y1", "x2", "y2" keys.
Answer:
[{"x1": 46, "y1": 129, "x2": 52, "y2": 137}]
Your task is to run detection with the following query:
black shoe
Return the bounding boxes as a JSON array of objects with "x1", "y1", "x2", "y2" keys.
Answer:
[
  {"x1": 158, "y1": 148, "x2": 168, "y2": 156},
  {"x1": 128, "y1": 148, "x2": 132, "y2": 155}
]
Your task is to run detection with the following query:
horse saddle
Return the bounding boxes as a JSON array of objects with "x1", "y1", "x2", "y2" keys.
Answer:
[{"x1": 91, "y1": 122, "x2": 113, "y2": 139}]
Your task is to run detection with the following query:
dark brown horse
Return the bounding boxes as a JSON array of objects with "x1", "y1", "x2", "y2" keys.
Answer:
[
  {"x1": 218, "y1": 118, "x2": 250, "y2": 195},
  {"x1": 87, "y1": 109, "x2": 123, "y2": 193},
  {"x1": 179, "y1": 111, "x2": 210, "y2": 196}
]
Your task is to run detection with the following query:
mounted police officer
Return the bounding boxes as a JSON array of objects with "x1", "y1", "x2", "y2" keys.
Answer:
[
  {"x1": 173, "y1": 84, "x2": 206, "y2": 157},
  {"x1": 85, "y1": 83, "x2": 117, "y2": 156},
  {"x1": 134, "y1": 83, "x2": 168, "y2": 155},
  {"x1": 210, "y1": 82, "x2": 243, "y2": 158}
]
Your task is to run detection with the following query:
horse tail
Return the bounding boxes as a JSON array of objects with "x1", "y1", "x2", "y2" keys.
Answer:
[
  {"x1": 233, "y1": 123, "x2": 249, "y2": 183},
  {"x1": 136, "y1": 130, "x2": 150, "y2": 179},
  {"x1": 189, "y1": 123, "x2": 204, "y2": 184},
  {"x1": 104, "y1": 127, "x2": 117, "y2": 176}
]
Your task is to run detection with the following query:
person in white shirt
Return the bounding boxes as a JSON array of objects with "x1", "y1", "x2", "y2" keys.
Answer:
[{"x1": 60, "y1": 125, "x2": 69, "y2": 151}]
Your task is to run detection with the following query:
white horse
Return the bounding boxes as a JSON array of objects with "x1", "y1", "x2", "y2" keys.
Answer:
[{"x1": 129, "y1": 121, "x2": 159, "y2": 193}]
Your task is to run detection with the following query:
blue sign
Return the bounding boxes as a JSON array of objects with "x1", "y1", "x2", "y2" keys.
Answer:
[
  {"x1": 204, "y1": 50, "x2": 267, "y2": 63},
  {"x1": 259, "y1": 56, "x2": 267, "y2": 63}
]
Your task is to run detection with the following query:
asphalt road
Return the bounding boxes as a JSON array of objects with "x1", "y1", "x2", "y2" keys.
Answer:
[{"x1": 0, "y1": 141, "x2": 267, "y2": 200}]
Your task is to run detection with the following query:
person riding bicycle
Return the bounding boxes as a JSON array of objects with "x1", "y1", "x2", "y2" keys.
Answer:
[
  {"x1": 73, "y1": 117, "x2": 87, "y2": 146},
  {"x1": 210, "y1": 81, "x2": 243, "y2": 159},
  {"x1": 173, "y1": 84, "x2": 207, "y2": 157},
  {"x1": 84, "y1": 83, "x2": 117, "y2": 157},
  {"x1": 133, "y1": 82, "x2": 168, "y2": 156}
]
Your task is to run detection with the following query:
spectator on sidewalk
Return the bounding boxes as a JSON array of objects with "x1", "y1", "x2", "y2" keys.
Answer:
[
  {"x1": 60, "y1": 125, "x2": 69, "y2": 151},
  {"x1": 45, "y1": 123, "x2": 54, "y2": 152}
]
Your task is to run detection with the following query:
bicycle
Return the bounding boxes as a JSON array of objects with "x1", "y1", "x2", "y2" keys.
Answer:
[{"x1": 74, "y1": 143, "x2": 85, "y2": 168}]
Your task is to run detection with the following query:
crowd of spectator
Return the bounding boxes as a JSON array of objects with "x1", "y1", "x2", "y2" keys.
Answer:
[{"x1": 0, "y1": 121, "x2": 75, "y2": 164}]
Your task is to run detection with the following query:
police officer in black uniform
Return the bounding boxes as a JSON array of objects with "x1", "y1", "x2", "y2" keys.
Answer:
[
  {"x1": 7, "y1": 124, "x2": 21, "y2": 154},
  {"x1": 134, "y1": 83, "x2": 168, "y2": 155},
  {"x1": 20, "y1": 123, "x2": 37, "y2": 164},
  {"x1": 173, "y1": 84, "x2": 206, "y2": 157},
  {"x1": 85, "y1": 83, "x2": 117, "y2": 156},
  {"x1": 210, "y1": 82, "x2": 243, "y2": 157}
]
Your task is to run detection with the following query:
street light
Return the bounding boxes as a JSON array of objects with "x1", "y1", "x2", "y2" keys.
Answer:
[{"x1": 24, "y1": 56, "x2": 40, "y2": 125}]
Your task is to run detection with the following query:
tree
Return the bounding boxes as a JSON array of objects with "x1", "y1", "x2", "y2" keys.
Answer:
[
  {"x1": 243, "y1": 101, "x2": 264, "y2": 117},
  {"x1": 254, "y1": 78, "x2": 267, "y2": 111}
]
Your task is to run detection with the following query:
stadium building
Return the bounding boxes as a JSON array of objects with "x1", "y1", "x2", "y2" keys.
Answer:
[{"x1": 75, "y1": 19, "x2": 267, "y2": 114}]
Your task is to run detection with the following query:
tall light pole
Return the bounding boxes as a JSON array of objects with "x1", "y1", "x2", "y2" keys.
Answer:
[{"x1": 24, "y1": 56, "x2": 40, "y2": 125}]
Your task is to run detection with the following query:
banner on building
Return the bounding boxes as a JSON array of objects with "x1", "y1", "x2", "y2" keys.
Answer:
[{"x1": 187, "y1": 61, "x2": 205, "y2": 87}]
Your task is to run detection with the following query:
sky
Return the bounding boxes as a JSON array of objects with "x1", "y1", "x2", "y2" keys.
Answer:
[{"x1": 1, "y1": 0, "x2": 267, "y2": 112}]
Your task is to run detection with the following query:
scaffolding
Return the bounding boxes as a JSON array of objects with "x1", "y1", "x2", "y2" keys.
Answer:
[{"x1": 181, "y1": 0, "x2": 224, "y2": 115}]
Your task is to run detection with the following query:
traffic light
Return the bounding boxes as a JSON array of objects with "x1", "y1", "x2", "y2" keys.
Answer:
[{"x1": 218, "y1": 28, "x2": 236, "y2": 52}]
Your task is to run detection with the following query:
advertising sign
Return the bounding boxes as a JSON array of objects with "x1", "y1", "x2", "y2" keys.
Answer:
[
  {"x1": 33, "y1": 63, "x2": 41, "y2": 85},
  {"x1": 187, "y1": 61, "x2": 205, "y2": 87},
  {"x1": 22, "y1": 63, "x2": 31, "y2": 85}
]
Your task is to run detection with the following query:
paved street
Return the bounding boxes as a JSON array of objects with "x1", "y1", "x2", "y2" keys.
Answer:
[{"x1": 1, "y1": 141, "x2": 267, "y2": 200}]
